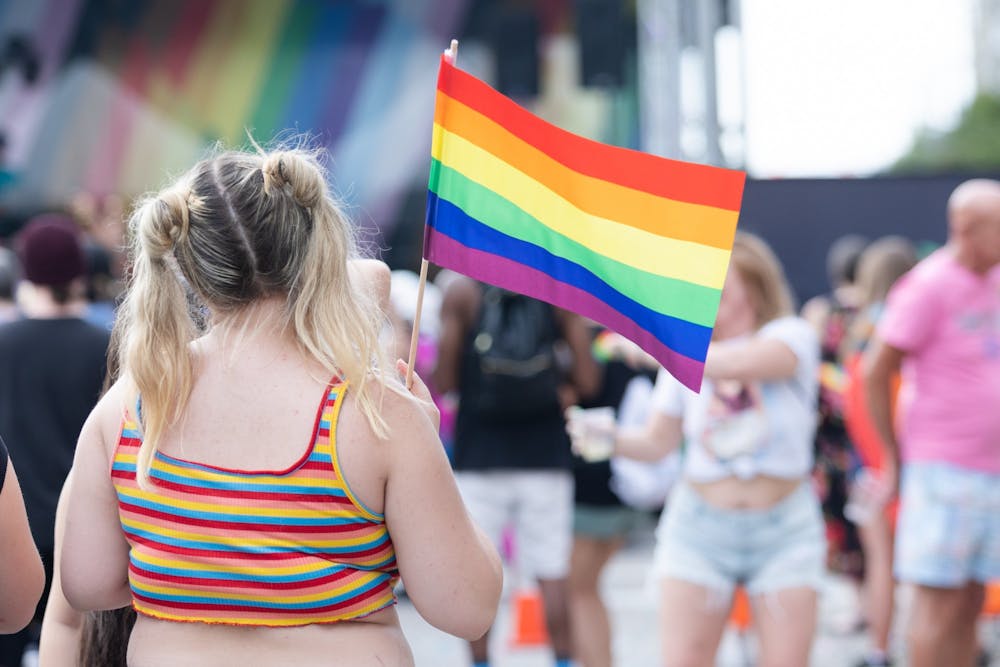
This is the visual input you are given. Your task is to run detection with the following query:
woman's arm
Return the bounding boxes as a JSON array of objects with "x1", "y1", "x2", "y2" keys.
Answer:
[
  {"x1": 863, "y1": 339, "x2": 905, "y2": 498},
  {"x1": 61, "y1": 385, "x2": 133, "y2": 612},
  {"x1": 800, "y1": 295, "x2": 831, "y2": 337},
  {"x1": 382, "y1": 369, "x2": 503, "y2": 641},
  {"x1": 0, "y1": 454, "x2": 45, "y2": 633},
  {"x1": 703, "y1": 336, "x2": 799, "y2": 383},
  {"x1": 599, "y1": 411, "x2": 684, "y2": 463},
  {"x1": 38, "y1": 473, "x2": 85, "y2": 667},
  {"x1": 348, "y1": 258, "x2": 391, "y2": 313},
  {"x1": 601, "y1": 332, "x2": 660, "y2": 371}
]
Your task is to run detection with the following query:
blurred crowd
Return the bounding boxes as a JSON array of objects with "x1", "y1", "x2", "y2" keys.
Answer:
[
  {"x1": 0, "y1": 193, "x2": 123, "y2": 666},
  {"x1": 372, "y1": 178, "x2": 1000, "y2": 667},
  {"x1": 0, "y1": 174, "x2": 999, "y2": 667}
]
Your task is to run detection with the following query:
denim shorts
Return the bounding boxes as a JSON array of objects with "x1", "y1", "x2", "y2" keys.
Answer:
[
  {"x1": 652, "y1": 482, "x2": 826, "y2": 598},
  {"x1": 896, "y1": 462, "x2": 1000, "y2": 588}
]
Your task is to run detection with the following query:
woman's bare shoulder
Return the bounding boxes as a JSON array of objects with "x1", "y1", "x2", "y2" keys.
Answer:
[
  {"x1": 87, "y1": 377, "x2": 134, "y2": 459},
  {"x1": 341, "y1": 380, "x2": 431, "y2": 439}
]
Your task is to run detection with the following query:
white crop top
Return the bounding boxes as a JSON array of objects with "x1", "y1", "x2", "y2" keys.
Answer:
[{"x1": 650, "y1": 316, "x2": 820, "y2": 483}]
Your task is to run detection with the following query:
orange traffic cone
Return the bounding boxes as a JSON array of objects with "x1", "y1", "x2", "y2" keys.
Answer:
[
  {"x1": 508, "y1": 587, "x2": 550, "y2": 647},
  {"x1": 982, "y1": 581, "x2": 1000, "y2": 617},
  {"x1": 729, "y1": 586, "x2": 752, "y2": 632},
  {"x1": 729, "y1": 587, "x2": 755, "y2": 666}
]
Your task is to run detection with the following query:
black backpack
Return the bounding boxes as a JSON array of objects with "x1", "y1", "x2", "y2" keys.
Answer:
[{"x1": 468, "y1": 285, "x2": 562, "y2": 422}]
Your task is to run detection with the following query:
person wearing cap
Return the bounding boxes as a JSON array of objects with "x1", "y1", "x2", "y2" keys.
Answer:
[{"x1": 0, "y1": 214, "x2": 110, "y2": 667}]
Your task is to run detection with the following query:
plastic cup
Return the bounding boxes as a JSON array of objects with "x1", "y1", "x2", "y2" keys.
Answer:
[{"x1": 568, "y1": 406, "x2": 616, "y2": 462}]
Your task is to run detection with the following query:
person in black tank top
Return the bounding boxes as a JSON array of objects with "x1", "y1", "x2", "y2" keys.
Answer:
[{"x1": 435, "y1": 276, "x2": 600, "y2": 667}]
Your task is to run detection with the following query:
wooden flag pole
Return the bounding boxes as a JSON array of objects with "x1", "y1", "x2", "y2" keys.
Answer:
[
  {"x1": 406, "y1": 38, "x2": 458, "y2": 389},
  {"x1": 404, "y1": 264, "x2": 429, "y2": 390}
]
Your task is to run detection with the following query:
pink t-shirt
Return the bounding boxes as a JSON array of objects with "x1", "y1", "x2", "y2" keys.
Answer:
[{"x1": 878, "y1": 248, "x2": 1000, "y2": 473}]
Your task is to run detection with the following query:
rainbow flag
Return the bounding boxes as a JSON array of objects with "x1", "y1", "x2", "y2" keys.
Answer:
[{"x1": 424, "y1": 56, "x2": 746, "y2": 391}]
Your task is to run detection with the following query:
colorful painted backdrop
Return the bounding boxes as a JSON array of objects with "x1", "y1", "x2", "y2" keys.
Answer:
[{"x1": 0, "y1": 0, "x2": 465, "y2": 234}]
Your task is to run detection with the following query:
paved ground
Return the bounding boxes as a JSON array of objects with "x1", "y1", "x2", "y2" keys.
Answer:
[{"x1": 398, "y1": 533, "x2": 1000, "y2": 666}]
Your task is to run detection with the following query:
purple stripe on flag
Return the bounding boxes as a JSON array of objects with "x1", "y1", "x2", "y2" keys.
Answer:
[{"x1": 427, "y1": 229, "x2": 705, "y2": 391}]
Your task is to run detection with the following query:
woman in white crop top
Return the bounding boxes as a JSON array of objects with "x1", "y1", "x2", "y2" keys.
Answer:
[{"x1": 570, "y1": 232, "x2": 824, "y2": 666}]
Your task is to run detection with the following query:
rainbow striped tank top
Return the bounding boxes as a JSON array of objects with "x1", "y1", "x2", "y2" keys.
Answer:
[{"x1": 110, "y1": 380, "x2": 399, "y2": 627}]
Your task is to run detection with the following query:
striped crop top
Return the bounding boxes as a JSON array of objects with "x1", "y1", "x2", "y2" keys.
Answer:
[{"x1": 110, "y1": 380, "x2": 399, "y2": 627}]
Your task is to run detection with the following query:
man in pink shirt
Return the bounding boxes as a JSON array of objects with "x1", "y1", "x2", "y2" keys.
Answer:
[{"x1": 865, "y1": 179, "x2": 1000, "y2": 667}]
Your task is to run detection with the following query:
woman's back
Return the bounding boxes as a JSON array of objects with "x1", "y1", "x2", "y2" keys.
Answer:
[
  {"x1": 59, "y1": 147, "x2": 502, "y2": 665},
  {"x1": 160, "y1": 328, "x2": 356, "y2": 479},
  {"x1": 111, "y1": 324, "x2": 410, "y2": 663}
]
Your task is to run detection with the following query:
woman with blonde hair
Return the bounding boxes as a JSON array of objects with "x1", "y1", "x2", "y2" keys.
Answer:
[
  {"x1": 59, "y1": 146, "x2": 502, "y2": 665},
  {"x1": 569, "y1": 231, "x2": 824, "y2": 666}
]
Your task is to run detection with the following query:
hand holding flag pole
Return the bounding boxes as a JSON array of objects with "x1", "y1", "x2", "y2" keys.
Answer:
[{"x1": 405, "y1": 38, "x2": 459, "y2": 389}]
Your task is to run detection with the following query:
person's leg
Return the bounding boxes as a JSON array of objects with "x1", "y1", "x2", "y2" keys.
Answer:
[
  {"x1": 959, "y1": 582, "x2": 986, "y2": 667},
  {"x1": 651, "y1": 484, "x2": 743, "y2": 666},
  {"x1": 568, "y1": 533, "x2": 624, "y2": 667},
  {"x1": 744, "y1": 483, "x2": 826, "y2": 667},
  {"x1": 972, "y1": 470, "x2": 1000, "y2": 667},
  {"x1": 894, "y1": 464, "x2": 983, "y2": 667},
  {"x1": 659, "y1": 577, "x2": 731, "y2": 667},
  {"x1": 455, "y1": 472, "x2": 511, "y2": 666},
  {"x1": 751, "y1": 586, "x2": 818, "y2": 667},
  {"x1": 517, "y1": 471, "x2": 575, "y2": 662},
  {"x1": 537, "y1": 577, "x2": 573, "y2": 662},
  {"x1": 468, "y1": 635, "x2": 490, "y2": 665},
  {"x1": 857, "y1": 513, "x2": 894, "y2": 660},
  {"x1": 907, "y1": 583, "x2": 982, "y2": 667}
]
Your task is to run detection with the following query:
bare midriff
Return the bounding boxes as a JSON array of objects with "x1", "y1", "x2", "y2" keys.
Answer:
[{"x1": 689, "y1": 475, "x2": 803, "y2": 510}]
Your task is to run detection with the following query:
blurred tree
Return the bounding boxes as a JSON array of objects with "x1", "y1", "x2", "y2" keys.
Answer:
[{"x1": 891, "y1": 93, "x2": 1000, "y2": 174}]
